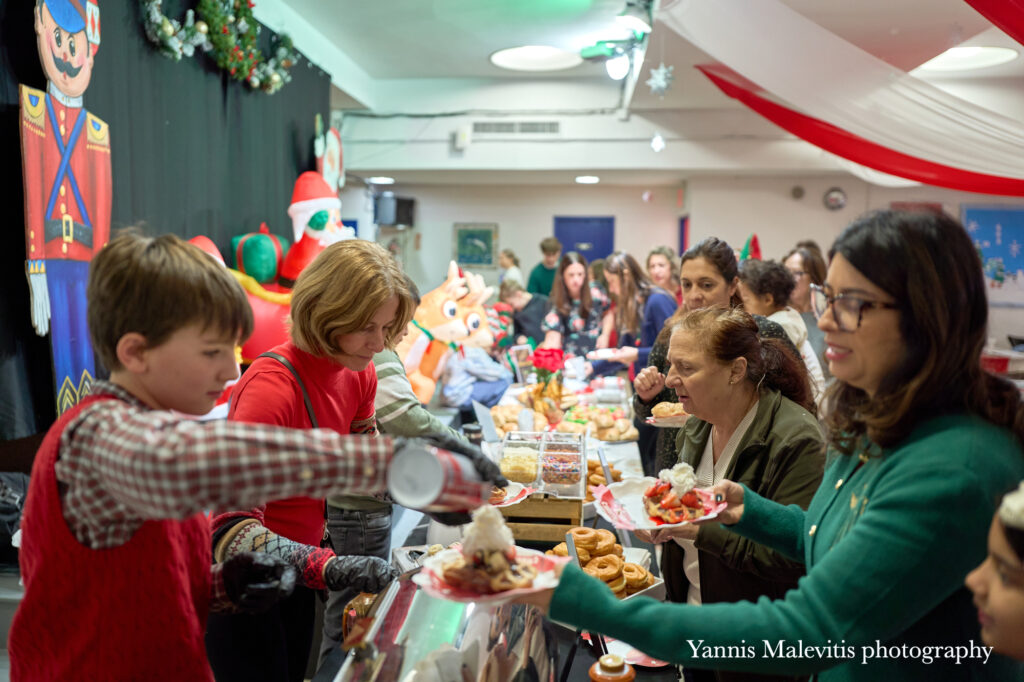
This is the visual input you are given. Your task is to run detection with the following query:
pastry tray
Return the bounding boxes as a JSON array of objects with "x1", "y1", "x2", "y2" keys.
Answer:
[{"x1": 498, "y1": 431, "x2": 586, "y2": 499}]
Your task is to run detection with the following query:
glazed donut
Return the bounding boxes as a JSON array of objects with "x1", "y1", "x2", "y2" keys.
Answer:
[
  {"x1": 569, "y1": 527, "x2": 599, "y2": 551},
  {"x1": 549, "y1": 542, "x2": 568, "y2": 557},
  {"x1": 489, "y1": 562, "x2": 538, "y2": 592},
  {"x1": 593, "y1": 529, "x2": 616, "y2": 556},
  {"x1": 612, "y1": 543, "x2": 623, "y2": 556},
  {"x1": 583, "y1": 565, "x2": 601, "y2": 579},
  {"x1": 588, "y1": 473, "x2": 607, "y2": 486},
  {"x1": 622, "y1": 563, "x2": 647, "y2": 588},
  {"x1": 585, "y1": 554, "x2": 623, "y2": 581},
  {"x1": 606, "y1": 573, "x2": 627, "y2": 594}
]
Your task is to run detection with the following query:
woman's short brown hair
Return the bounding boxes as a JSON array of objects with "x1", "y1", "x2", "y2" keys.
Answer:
[
  {"x1": 87, "y1": 230, "x2": 253, "y2": 372},
  {"x1": 288, "y1": 240, "x2": 415, "y2": 357},
  {"x1": 674, "y1": 306, "x2": 813, "y2": 412}
]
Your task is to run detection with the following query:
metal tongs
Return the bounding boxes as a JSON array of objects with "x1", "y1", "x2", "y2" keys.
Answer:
[{"x1": 559, "y1": 531, "x2": 608, "y2": 681}]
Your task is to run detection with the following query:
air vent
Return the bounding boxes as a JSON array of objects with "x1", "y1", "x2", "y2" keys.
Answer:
[
  {"x1": 472, "y1": 121, "x2": 517, "y2": 134},
  {"x1": 471, "y1": 121, "x2": 561, "y2": 138}
]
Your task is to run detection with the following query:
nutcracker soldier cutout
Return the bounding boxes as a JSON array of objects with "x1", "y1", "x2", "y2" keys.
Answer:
[{"x1": 20, "y1": 0, "x2": 111, "y2": 415}]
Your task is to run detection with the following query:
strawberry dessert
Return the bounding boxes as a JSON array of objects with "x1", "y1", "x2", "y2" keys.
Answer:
[{"x1": 643, "y1": 462, "x2": 705, "y2": 524}]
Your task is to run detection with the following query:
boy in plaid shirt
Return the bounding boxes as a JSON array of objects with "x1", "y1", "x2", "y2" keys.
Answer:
[{"x1": 8, "y1": 231, "x2": 502, "y2": 681}]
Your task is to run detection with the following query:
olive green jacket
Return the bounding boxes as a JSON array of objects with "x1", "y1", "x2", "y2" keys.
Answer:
[{"x1": 663, "y1": 388, "x2": 825, "y2": 608}]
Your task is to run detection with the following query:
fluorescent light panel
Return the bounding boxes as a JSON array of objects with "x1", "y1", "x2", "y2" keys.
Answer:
[{"x1": 490, "y1": 45, "x2": 583, "y2": 72}]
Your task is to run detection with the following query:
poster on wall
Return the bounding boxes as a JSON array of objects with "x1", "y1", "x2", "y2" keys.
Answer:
[
  {"x1": 962, "y1": 205, "x2": 1024, "y2": 308},
  {"x1": 453, "y1": 222, "x2": 498, "y2": 267}
]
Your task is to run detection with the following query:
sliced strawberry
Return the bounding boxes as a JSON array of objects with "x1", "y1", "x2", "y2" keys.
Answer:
[
  {"x1": 645, "y1": 480, "x2": 670, "y2": 498},
  {"x1": 659, "y1": 492, "x2": 681, "y2": 509},
  {"x1": 680, "y1": 491, "x2": 700, "y2": 509}
]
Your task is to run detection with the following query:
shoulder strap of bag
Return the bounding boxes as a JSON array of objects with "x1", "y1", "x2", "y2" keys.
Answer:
[{"x1": 257, "y1": 351, "x2": 318, "y2": 428}]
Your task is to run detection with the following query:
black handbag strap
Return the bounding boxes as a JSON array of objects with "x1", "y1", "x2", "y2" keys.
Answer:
[{"x1": 257, "y1": 351, "x2": 318, "y2": 428}]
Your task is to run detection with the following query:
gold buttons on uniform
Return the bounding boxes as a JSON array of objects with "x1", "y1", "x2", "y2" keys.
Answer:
[
  {"x1": 363, "y1": 465, "x2": 376, "y2": 477},
  {"x1": 60, "y1": 203, "x2": 66, "y2": 215},
  {"x1": 299, "y1": 467, "x2": 313, "y2": 480},
  {"x1": 60, "y1": 124, "x2": 66, "y2": 136},
  {"x1": 809, "y1": 524, "x2": 817, "y2": 537},
  {"x1": 834, "y1": 479, "x2": 843, "y2": 489},
  {"x1": 29, "y1": 230, "x2": 34, "y2": 239},
  {"x1": 59, "y1": 110, "x2": 65, "y2": 121},
  {"x1": 60, "y1": 185, "x2": 66, "y2": 197},
  {"x1": 61, "y1": 243, "x2": 67, "y2": 254}
]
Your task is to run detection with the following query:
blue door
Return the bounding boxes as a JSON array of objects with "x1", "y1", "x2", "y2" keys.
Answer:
[{"x1": 554, "y1": 216, "x2": 615, "y2": 262}]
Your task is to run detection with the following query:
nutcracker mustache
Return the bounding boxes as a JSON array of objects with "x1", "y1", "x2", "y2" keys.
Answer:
[{"x1": 52, "y1": 53, "x2": 82, "y2": 78}]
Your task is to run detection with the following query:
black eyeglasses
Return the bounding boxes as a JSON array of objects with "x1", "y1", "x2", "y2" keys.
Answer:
[{"x1": 810, "y1": 284, "x2": 898, "y2": 332}]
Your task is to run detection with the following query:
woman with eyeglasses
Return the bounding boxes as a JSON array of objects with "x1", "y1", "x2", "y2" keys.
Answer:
[{"x1": 519, "y1": 210, "x2": 1024, "y2": 681}]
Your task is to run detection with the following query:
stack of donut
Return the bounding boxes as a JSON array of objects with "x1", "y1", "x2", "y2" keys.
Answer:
[
  {"x1": 545, "y1": 527, "x2": 656, "y2": 598},
  {"x1": 585, "y1": 459, "x2": 622, "y2": 502}
]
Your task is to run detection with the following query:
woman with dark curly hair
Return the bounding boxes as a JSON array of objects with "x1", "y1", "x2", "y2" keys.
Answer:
[
  {"x1": 524, "y1": 210, "x2": 1024, "y2": 681},
  {"x1": 738, "y1": 259, "x2": 826, "y2": 403}
]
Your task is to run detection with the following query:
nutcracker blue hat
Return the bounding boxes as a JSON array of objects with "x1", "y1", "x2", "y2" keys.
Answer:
[{"x1": 42, "y1": 0, "x2": 87, "y2": 35}]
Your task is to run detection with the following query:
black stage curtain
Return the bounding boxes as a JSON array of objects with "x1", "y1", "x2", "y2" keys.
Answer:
[{"x1": 0, "y1": 0, "x2": 330, "y2": 447}]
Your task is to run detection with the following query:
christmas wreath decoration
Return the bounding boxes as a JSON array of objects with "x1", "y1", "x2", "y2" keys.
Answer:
[{"x1": 141, "y1": 0, "x2": 300, "y2": 94}]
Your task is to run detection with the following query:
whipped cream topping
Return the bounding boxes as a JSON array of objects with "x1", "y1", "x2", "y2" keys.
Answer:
[
  {"x1": 461, "y1": 504, "x2": 515, "y2": 557},
  {"x1": 658, "y1": 462, "x2": 698, "y2": 497},
  {"x1": 999, "y1": 481, "x2": 1024, "y2": 530}
]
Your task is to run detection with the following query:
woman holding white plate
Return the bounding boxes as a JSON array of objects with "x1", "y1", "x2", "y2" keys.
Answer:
[{"x1": 631, "y1": 307, "x2": 824, "y2": 682}]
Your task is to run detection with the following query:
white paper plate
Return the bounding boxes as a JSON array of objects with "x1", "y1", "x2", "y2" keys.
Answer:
[
  {"x1": 414, "y1": 547, "x2": 567, "y2": 604},
  {"x1": 593, "y1": 477, "x2": 727, "y2": 530}
]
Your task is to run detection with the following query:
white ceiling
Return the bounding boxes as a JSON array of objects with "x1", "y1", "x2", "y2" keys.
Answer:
[{"x1": 264, "y1": 0, "x2": 1023, "y2": 186}]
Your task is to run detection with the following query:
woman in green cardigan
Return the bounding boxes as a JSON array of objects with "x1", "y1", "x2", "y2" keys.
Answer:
[{"x1": 522, "y1": 210, "x2": 1024, "y2": 681}]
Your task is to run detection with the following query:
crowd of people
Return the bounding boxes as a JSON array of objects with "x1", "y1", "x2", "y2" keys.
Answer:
[{"x1": 10, "y1": 208, "x2": 1024, "y2": 681}]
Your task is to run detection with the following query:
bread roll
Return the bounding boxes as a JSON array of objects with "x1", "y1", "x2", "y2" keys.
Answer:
[{"x1": 652, "y1": 401, "x2": 688, "y2": 418}]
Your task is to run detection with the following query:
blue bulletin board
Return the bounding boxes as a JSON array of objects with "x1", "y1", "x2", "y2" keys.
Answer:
[{"x1": 962, "y1": 205, "x2": 1024, "y2": 308}]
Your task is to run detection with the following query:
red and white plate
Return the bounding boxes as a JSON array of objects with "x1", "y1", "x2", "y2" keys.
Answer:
[
  {"x1": 413, "y1": 547, "x2": 568, "y2": 604},
  {"x1": 591, "y1": 477, "x2": 727, "y2": 530},
  {"x1": 488, "y1": 482, "x2": 534, "y2": 507}
]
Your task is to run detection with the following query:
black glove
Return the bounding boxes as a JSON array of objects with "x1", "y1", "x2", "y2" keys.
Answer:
[
  {"x1": 323, "y1": 555, "x2": 398, "y2": 593},
  {"x1": 420, "y1": 432, "x2": 508, "y2": 489},
  {"x1": 221, "y1": 552, "x2": 297, "y2": 614}
]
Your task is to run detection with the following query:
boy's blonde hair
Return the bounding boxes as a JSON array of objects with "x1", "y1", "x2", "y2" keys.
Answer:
[
  {"x1": 88, "y1": 231, "x2": 254, "y2": 372},
  {"x1": 288, "y1": 240, "x2": 416, "y2": 357}
]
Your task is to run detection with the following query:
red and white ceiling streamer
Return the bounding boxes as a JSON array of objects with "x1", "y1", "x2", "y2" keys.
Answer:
[{"x1": 659, "y1": 0, "x2": 1024, "y2": 195}]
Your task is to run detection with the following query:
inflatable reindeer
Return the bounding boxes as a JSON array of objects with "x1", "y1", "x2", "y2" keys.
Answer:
[{"x1": 396, "y1": 261, "x2": 493, "y2": 403}]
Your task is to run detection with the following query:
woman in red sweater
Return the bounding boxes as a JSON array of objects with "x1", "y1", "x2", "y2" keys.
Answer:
[{"x1": 206, "y1": 239, "x2": 417, "y2": 681}]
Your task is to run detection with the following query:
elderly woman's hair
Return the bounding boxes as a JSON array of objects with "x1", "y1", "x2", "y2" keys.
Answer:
[
  {"x1": 739, "y1": 259, "x2": 795, "y2": 311},
  {"x1": 826, "y1": 209, "x2": 1024, "y2": 454},
  {"x1": 681, "y1": 237, "x2": 742, "y2": 307},
  {"x1": 674, "y1": 306, "x2": 813, "y2": 412},
  {"x1": 550, "y1": 251, "x2": 592, "y2": 319},
  {"x1": 785, "y1": 246, "x2": 827, "y2": 287}
]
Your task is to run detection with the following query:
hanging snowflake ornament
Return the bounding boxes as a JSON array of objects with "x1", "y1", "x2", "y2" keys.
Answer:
[{"x1": 646, "y1": 62, "x2": 674, "y2": 97}]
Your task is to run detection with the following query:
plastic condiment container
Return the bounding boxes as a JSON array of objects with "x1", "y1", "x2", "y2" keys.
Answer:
[
  {"x1": 387, "y1": 445, "x2": 490, "y2": 512},
  {"x1": 589, "y1": 653, "x2": 636, "y2": 681}
]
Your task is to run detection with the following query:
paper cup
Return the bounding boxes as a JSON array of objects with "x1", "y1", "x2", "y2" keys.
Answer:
[{"x1": 388, "y1": 445, "x2": 490, "y2": 512}]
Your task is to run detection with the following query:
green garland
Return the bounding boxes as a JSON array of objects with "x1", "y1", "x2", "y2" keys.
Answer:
[{"x1": 141, "y1": 0, "x2": 300, "y2": 94}]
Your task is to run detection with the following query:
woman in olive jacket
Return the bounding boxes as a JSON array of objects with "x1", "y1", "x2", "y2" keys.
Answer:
[{"x1": 634, "y1": 307, "x2": 825, "y2": 682}]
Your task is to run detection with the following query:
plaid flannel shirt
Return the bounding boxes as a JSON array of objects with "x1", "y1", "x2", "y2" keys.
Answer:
[{"x1": 56, "y1": 381, "x2": 393, "y2": 550}]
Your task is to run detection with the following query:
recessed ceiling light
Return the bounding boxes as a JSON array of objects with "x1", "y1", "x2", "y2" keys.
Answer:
[
  {"x1": 575, "y1": 175, "x2": 600, "y2": 184},
  {"x1": 367, "y1": 176, "x2": 395, "y2": 185},
  {"x1": 490, "y1": 46, "x2": 584, "y2": 72},
  {"x1": 914, "y1": 46, "x2": 1018, "y2": 72}
]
